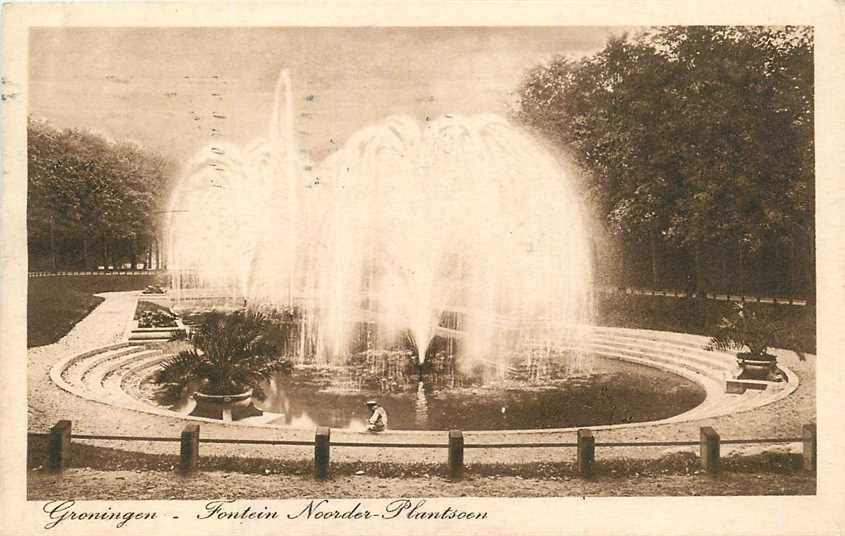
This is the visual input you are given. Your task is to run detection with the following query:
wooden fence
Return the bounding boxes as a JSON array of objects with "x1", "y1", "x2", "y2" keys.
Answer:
[{"x1": 33, "y1": 420, "x2": 816, "y2": 481}]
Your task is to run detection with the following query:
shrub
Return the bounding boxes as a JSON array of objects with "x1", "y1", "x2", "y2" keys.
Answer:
[
  {"x1": 152, "y1": 309, "x2": 292, "y2": 400},
  {"x1": 706, "y1": 303, "x2": 805, "y2": 360}
]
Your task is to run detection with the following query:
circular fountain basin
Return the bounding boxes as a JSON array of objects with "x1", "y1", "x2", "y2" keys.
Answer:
[
  {"x1": 226, "y1": 356, "x2": 706, "y2": 431},
  {"x1": 49, "y1": 326, "x2": 799, "y2": 434}
]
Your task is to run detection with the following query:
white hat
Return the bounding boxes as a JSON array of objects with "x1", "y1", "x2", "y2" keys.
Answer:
[{"x1": 365, "y1": 400, "x2": 378, "y2": 406}]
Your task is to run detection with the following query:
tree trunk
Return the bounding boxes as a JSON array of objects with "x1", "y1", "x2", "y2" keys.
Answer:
[
  {"x1": 650, "y1": 229, "x2": 659, "y2": 289},
  {"x1": 737, "y1": 240, "x2": 744, "y2": 295},
  {"x1": 694, "y1": 242, "x2": 706, "y2": 328},
  {"x1": 82, "y1": 237, "x2": 89, "y2": 270},
  {"x1": 618, "y1": 242, "x2": 626, "y2": 288},
  {"x1": 131, "y1": 237, "x2": 139, "y2": 270},
  {"x1": 790, "y1": 228, "x2": 800, "y2": 295},
  {"x1": 104, "y1": 239, "x2": 112, "y2": 268},
  {"x1": 49, "y1": 216, "x2": 56, "y2": 271},
  {"x1": 694, "y1": 242, "x2": 704, "y2": 297}
]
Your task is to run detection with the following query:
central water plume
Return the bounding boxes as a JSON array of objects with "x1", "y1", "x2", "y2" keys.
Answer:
[{"x1": 167, "y1": 71, "x2": 593, "y2": 367}]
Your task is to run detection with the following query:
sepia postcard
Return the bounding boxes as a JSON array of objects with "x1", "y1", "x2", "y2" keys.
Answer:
[{"x1": 2, "y1": 1, "x2": 844, "y2": 535}]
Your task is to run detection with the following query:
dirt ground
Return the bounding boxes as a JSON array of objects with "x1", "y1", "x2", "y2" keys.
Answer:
[{"x1": 28, "y1": 468, "x2": 815, "y2": 500}]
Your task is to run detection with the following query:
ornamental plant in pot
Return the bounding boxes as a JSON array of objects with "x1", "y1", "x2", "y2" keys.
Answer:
[
  {"x1": 706, "y1": 303, "x2": 803, "y2": 381},
  {"x1": 152, "y1": 309, "x2": 292, "y2": 421}
]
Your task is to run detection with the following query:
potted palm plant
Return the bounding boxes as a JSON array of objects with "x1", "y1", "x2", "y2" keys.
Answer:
[
  {"x1": 706, "y1": 303, "x2": 803, "y2": 381},
  {"x1": 153, "y1": 309, "x2": 292, "y2": 421}
]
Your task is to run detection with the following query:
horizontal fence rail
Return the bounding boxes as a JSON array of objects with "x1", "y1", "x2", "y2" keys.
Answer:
[
  {"x1": 199, "y1": 438, "x2": 312, "y2": 446},
  {"x1": 28, "y1": 270, "x2": 166, "y2": 278},
  {"x1": 31, "y1": 421, "x2": 817, "y2": 480},
  {"x1": 464, "y1": 442, "x2": 578, "y2": 448},
  {"x1": 70, "y1": 434, "x2": 182, "y2": 442},
  {"x1": 594, "y1": 286, "x2": 809, "y2": 306}
]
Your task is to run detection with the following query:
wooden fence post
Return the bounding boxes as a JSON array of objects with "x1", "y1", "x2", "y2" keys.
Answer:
[
  {"x1": 577, "y1": 429, "x2": 595, "y2": 478},
  {"x1": 700, "y1": 427, "x2": 720, "y2": 474},
  {"x1": 180, "y1": 424, "x2": 200, "y2": 474},
  {"x1": 802, "y1": 423, "x2": 817, "y2": 473},
  {"x1": 47, "y1": 420, "x2": 72, "y2": 472},
  {"x1": 448, "y1": 430, "x2": 464, "y2": 480},
  {"x1": 314, "y1": 427, "x2": 331, "y2": 480}
]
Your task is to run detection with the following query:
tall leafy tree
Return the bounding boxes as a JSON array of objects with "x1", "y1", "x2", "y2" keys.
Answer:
[
  {"x1": 27, "y1": 117, "x2": 176, "y2": 270},
  {"x1": 515, "y1": 26, "x2": 813, "y2": 296}
]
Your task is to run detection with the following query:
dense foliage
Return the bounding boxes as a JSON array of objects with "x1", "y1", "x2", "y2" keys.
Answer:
[
  {"x1": 153, "y1": 310, "x2": 292, "y2": 399},
  {"x1": 515, "y1": 26, "x2": 814, "y2": 297},
  {"x1": 27, "y1": 118, "x2": 176, "y2": 270},
  {"x1": 706, "y1": 303, "x2": 804, "y2": 359}
]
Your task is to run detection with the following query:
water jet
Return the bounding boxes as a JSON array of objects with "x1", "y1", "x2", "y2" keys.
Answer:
[{"x1": 166, "y1": 70, "x2": 594, "y2": 373}]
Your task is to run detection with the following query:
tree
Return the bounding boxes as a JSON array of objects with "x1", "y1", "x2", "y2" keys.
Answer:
[
  {"x1": 27, "y1": 117, "x2": 176, "y2": 270},
  {"x1": 514, "y1": 26, "x2": 814, "y2": 296}
]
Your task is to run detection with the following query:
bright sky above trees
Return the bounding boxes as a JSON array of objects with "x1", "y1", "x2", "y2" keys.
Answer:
[{"x1": 29, "y1": 27, "x2": 631, "y2": 163}]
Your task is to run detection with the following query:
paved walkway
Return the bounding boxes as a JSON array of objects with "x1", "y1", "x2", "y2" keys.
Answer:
[{"x1": 28, "y1": 292, "x2": 816, "y2": 465}]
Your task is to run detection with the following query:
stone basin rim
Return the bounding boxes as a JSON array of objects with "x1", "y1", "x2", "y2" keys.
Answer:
[{"x1": 48, "y1": 326, "x2": 800, "y2": 437}]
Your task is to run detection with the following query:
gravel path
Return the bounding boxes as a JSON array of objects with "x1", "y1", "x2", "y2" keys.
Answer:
[
  {"x1": 28, "y1": 468, "x2": 815, "y2": 500},
  {"x1": 28, "y1": 292, "x2": 816, "y2": 465}
]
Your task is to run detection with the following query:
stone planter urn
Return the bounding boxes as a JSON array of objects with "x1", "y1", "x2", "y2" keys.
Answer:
[
  {"x1": 189, "y1": 389, "x2": 263, "y2": 421},
  {"x1": 737, "y1": 352, "x2": 782, "y2": 381}
]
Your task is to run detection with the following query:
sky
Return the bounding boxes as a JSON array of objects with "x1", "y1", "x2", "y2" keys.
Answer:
[{"x1": 29, "y1": 27, "x2": 633, "y2": 163}]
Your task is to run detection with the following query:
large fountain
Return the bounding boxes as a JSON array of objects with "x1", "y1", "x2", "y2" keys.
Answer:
[
  {"x1": 47, "y1": 70, "x2": 794, "y2": 432},
  {"x1": 166, "y1": 70, "x2": 594, "y2": 370}
]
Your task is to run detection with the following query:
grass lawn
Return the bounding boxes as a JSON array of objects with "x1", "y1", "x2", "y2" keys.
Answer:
[{"x1": 27, "y1": 274, "x2": 165, "y2": 348}]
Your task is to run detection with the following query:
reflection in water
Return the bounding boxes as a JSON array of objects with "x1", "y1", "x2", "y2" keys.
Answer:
[
  {"x1": 414, "y1": 381, "x2": 429, "y2": 428},
  {"x1": 150, "y1": 355, "x2": 706, "y2": 431}
]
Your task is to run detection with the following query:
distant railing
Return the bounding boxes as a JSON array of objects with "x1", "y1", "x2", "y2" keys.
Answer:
[
  {"x1": 28, "y1": 270, "x2": 165, "y2": 277},
  {"x1": 595, "y1": 286, "x2": 809, "y2": 306},
  {"x1": 26, "y1": 272, "x2": 810, "y2": 306},
  {"x1": 31, "y1": 420, "x2": 816, "y2": 481}
]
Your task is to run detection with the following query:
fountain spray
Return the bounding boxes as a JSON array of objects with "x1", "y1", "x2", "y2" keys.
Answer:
[{"x1": 167, "y1": 72, "x2": 594, "y2": 371}]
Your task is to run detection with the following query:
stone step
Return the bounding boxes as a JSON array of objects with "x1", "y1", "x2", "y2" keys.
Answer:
[
  {"x1": 578, "y1": 336, "x2": 735, "y2": 366},
  {"x1": 87, "y1": 348, "x2": 169, "y2": 411},
  {"x1": 128, "y1": 329, "x2": 185, "y2": 342},
  {"x1": 512, "y1": 335, "x2": 735, "y2": 371},
  {"x1": 119, "y1": 354, "x2": 174, "y2": 405},
  {"x1": 119, "y1": 360, "x2": 173, "y2": 408},
  {"x1": 80, "y1": 349, "x2": 162, "y2": 392},
  {"x1": 586, "y1": 326, "x2": 713, "y2": 349},
  {"x1": 558, "y1": 343, "x2": 728, "y2": 385},
  {"x1": 579, "y1": 352, "x2": 725, "y2": 424},
  {"x1": 63, "y1": 345, "x2": 148, "y2": 387},
  {"x1": 562, "y1": 332, "x2": 737, "y2": 364},
  {"x1": 578, "y1": 341, "x2": 734, "y2": 377},
  {"x1": 100, "y1": 351, "x2": 166, "y2": 396},
  {"x1": 579, "y1": 349, "x2": 723, "y2": 399}
]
